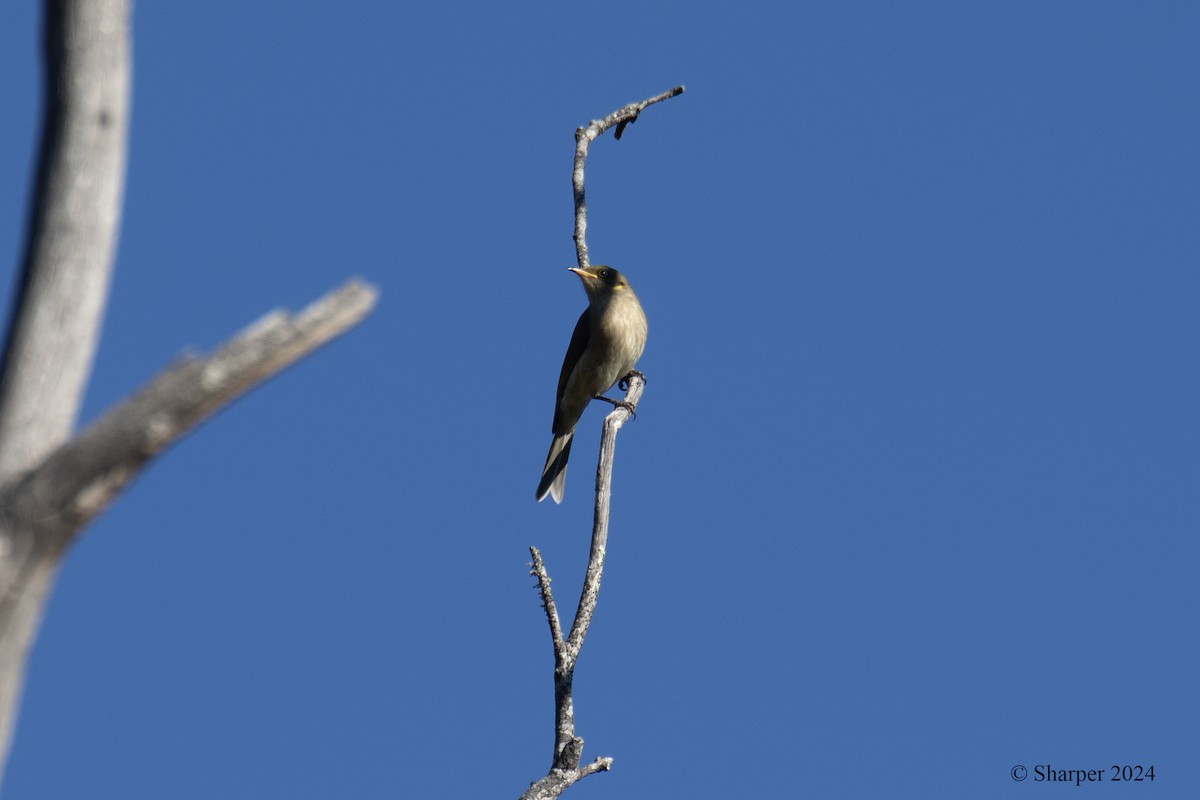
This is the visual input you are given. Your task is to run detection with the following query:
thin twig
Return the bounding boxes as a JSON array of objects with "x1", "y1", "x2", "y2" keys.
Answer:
[
  {"x1": 529, "y1": 547, "x2": 564, "y2": 653},
  {"x1": 572, "y1": 86, "x2": 685, "y2": 268}
]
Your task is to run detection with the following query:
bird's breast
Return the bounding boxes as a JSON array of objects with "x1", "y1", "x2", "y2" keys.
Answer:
[{"x1": 593, "y1": 295, "x2": 647, "y2": 376}]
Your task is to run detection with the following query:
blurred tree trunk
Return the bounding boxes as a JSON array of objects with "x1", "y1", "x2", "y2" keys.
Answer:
[
  {"x1": 0, "y1": 0, "x2": 132, "y2": 771},
  {"x1": 0, "y1": 0, "x2": 376, "y2": 782}
]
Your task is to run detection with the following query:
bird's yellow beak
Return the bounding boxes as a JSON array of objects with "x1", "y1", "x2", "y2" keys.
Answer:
[{"x1": 567, "y1": 267, "x2": 592, "y2": 279}]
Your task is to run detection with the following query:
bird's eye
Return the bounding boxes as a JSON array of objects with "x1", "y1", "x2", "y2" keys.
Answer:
[{"x1": 599, "y1": 269, "x2": 610, "y2": 278}]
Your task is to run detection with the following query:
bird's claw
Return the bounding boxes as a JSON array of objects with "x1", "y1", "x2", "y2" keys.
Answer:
[
  {"x1": 595, "y1": 395, "x2": 638, "y2": 419},
  {"x1": 613, "y1": 400, "x2": 638, "y2": 419},
  {"x1": 618, "y1": 370, "x2": 647, "y2": 392}
]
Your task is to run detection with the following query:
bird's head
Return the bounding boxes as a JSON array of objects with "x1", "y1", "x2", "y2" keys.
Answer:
[{"x1": 568, "y1": 265, "x2": 632, "y2": 301}]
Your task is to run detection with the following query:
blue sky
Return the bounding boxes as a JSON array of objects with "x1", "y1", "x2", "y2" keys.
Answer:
[{"x1": 1, "y1": 2, "x2": 1197, "y2": 797}]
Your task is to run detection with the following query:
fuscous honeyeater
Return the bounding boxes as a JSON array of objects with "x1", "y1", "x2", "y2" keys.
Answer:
[{"x1": 536, "y1": 265, "x2": 648, "y2": 504}]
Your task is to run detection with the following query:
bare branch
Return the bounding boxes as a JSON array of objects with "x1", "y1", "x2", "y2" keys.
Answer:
[
  {"x1": 0, "y1": 280, "x2": 378, "y2": 546},
  {"x1": 0, "y1": 0, "x2": 131, "y2": 772},
  {"x1": 563, "y1": 373, "x2": 644, "y2": 663},
  {"x1": 0, "y1": 280, "x2": 376, "y2": 775},
  {"x1": 0, "y1": 0, "x2": 382, "y2": 783},
  {"x1": 524, "y1": 85, "x2": 680, "y2": 800},
  {"x1": 572, "y1": 86, "x2": 685, "y2": 268},
  {"x1": 520, "y1": 757, "x2": 614, "y2": 800},
  {"x1": 0, "y1": 0, "x2": 131, "y2": 482},
  {"x1": 524, "y1": 373, "x2": 645, "y2": 796},
  {"x1": 530, "y1": 547, "x2": 565, "y2": 653}
]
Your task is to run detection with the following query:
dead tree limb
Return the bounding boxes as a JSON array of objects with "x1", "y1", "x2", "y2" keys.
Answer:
[
  {"x1": 524, "y1": 375, "x2": 644, "y2": 800},
  {"x1": 0, "y1": 1, "x2": 378, "y2": 780},
  {"x1": 0, "y1": 280, "x2": 377, "y2": 777},
  {"x1": 572, "y1": 86, "x2": 685, "y2": 269},
  {"x1": 523, "y1": 85, "x2": 682, "y2": 800},
  {"x1": 0, "y1": 0, "x2": 132, "y2": 774},
  {"x1": 0, "y1": 0, "x2": 131, "y2": 483},
  {"x1": 0, "y1": 280, "x2": 377, "y2": 549}
]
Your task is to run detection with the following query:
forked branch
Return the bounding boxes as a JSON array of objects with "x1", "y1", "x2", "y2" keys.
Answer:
[
  {"x1": 523, "y1": 83, "x2": 681, "y2": 800},
  {"x1": 523, "y1": 374, "x2": 642, "y2": 800},
  {"x1": 0, "y1": 0, "x2": 378, "y2": 782},
  {"x1": 0, "y1": 280, "x2": 376, "y2": 776}
]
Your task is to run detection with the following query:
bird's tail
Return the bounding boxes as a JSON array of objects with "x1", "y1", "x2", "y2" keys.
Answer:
[{"x1": 536, "y1": 431, "x2": 574, "y2": 504}]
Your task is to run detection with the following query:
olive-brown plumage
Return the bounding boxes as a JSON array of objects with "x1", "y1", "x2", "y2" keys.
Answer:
[{"x1": 536, "y1": 265, "x2": 647, "y2": 504}]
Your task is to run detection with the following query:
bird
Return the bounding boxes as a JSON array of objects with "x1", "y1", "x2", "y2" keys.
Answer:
[{"x1": 536, "y1": 265, "x2": 648, "y2": 504}]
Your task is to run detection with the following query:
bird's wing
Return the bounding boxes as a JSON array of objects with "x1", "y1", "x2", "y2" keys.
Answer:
[{"x1": 553, "y1": 307, "x2": 591, "y2": 433}]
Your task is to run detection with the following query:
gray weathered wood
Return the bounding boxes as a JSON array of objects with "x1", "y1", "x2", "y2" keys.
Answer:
[
  {"x1": 524, "y1": 83, "x2": 681, "y2": 800},
  {"x1": 524, "y1": 376, "x2": 641, "y2": 800},
  {"x1": 0, "y1": 1, "x2": 379, "y2": 781},
  {"x1": 0, "y1": 0, "x2": 131, "y2": 482},
  {"x1": 0, "y1": 0, "x2": 131, "y2": 774},
  {"x1": 571, "y1": 86, "x2": 684, "y2": 269},
  {"x1": 1, "y1": 280, "x2": 378, "y2": 548},
  {"x1": 0, "y1": 281, "x2": 377, "y2": 777}
]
